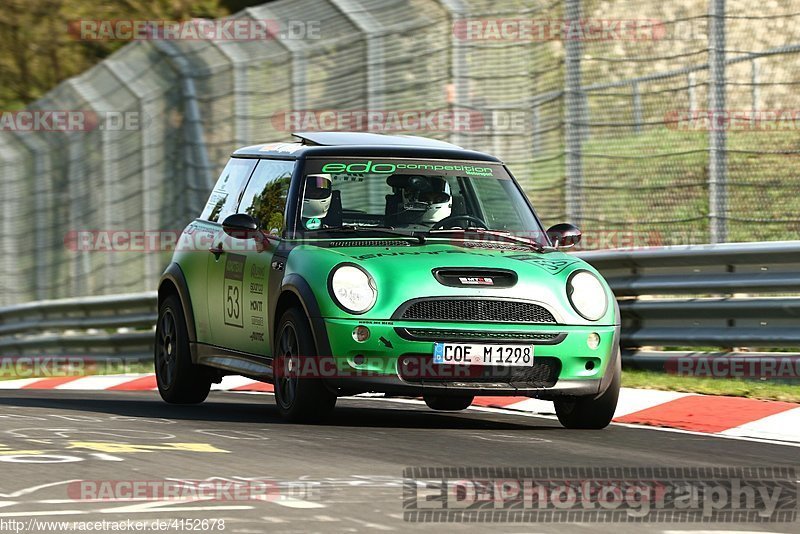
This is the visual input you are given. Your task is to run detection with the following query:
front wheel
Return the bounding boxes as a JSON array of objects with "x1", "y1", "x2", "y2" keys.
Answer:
[
  {"x1": 554, "y1": 361, "x2": 620, "y2": 429},
  {"x1": 273, "y1": 307, "x2": 337, "y2": 423},
  {"x1": 424, "y1": 395, "x2": 474, "y2": 411},
  {"x1": 155, "y1": 294, "x2": 211, "y2": 404}
]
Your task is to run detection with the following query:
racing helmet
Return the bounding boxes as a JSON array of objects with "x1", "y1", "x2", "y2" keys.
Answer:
[
  {"x1": 387, "y1": 175, "x2": 452, "y2": 224},
  {"x1": 418, "y1": 184, "x2": 452, "y2": 223},
  {"x1": 301, "y1": 174, "x2": 332, "y2": 219}
]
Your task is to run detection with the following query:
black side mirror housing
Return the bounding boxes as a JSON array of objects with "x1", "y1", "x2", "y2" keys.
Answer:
[
  {"x1": 547, "y1": 223, "x2": 582, "y2": 249},
  {"x1": 222, "y1": 213, "x2": 260, "y2": 240}
]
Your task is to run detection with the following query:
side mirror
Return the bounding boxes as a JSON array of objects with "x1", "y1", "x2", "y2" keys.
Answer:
[
  {"x1": 222, "y1": 213, "x2": 260, "y2": 240},
  {"x1": 547, "y1": 223, "x2": 582, "y2": 249}
]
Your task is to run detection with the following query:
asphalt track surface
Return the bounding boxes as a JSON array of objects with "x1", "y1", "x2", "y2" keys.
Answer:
[{"x1": 0, "y1": 389, "x2": 796, "y2": 533}]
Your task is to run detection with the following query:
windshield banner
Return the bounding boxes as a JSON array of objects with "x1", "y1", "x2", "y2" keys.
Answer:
[{"x1": 305, "y1": 158, "x2": 503, "y2": 178}]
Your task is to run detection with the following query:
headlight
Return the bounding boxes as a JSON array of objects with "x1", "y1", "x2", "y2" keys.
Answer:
[
  {"x1": 567, "y1": 270, "x2": 607, "y2": 321},
  {"x1": 329, "y1": 264, "x2": 377, "y2": 314}
]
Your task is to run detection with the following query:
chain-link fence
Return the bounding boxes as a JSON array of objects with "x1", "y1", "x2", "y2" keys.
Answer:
[{"x1": 1, "y1": 0, "x2": 799, "y2": 304}]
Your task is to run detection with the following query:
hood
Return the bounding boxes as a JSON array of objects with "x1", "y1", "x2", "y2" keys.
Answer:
[{"x1": 284, "y1": 240, "x2": 616, "y2": 326}]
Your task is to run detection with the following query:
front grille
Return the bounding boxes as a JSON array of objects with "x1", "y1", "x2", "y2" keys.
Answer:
[
  {"x1": 329, "y1": 240, "x2": 411, "y2": 248},
  {"x1": 398, "y1": 299, "x2": 556, "y2": 323},
  {"x1": 397, "y1": 354, "x2": 560, "y2": 388},
  {"x1": 399, "y1": 328, "x2": 563, "y2": 344}
]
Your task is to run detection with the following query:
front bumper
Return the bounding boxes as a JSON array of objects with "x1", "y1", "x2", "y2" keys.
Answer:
[{"x1": 318, "y1": 318, "x2": 620, "y2": 399}]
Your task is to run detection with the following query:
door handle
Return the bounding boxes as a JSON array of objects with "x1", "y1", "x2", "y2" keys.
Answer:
[{"x1": 209, "y1": 244, "x2": 225, "y2": 259}]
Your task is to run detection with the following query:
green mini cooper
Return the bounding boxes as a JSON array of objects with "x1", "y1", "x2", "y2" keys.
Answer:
[{"x1": 156, "y1": 132, "x2": 620, "y2": 428}]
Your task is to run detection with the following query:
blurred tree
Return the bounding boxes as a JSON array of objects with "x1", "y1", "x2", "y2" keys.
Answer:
[
  {"x1": 219, "y1": 0, "x2": 272, "y2": 12},
  {"x1": 246, "y1": 176, "x2": 290, "y2": 233},
  {"x1": 0, "y1": 0, "x2": 242, "y2": 109}
]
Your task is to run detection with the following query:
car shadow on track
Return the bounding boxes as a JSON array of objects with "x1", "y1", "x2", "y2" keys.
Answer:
[{"x1": 0, "y1": 391, "x2": 560, "y2": 431}]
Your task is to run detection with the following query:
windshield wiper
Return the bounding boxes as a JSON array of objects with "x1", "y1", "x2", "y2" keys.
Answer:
[
  {"x1": 315, "y1": 225, "x2": 426, "y2": 244},
  {"x1": 427, "y1": 228, "x2": 546, "y2": 252}
]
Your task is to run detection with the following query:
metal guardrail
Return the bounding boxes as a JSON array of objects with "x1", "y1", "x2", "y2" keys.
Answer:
[
  {"x1": 0, "y1": 292, "x2": 157, "y2": 361},
  {"x1": 577, "y1": 241, "x2": 800, "y2": 369},
  {"x1": 0, "y1": 242, "x2": 797, "y2": 372}
]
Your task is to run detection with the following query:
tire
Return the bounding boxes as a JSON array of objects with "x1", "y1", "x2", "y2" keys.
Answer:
[
  {"x1": 424, "y1": 395, "x2": 474, "y2": 411},
  {"x1": 554, "y1": 360, "x2": 620, "y2": 429},
  {"x1": 154, "y1": 294, "x2": 211, "y2": 404},
  {"x1": 273, "y1": 307, "x2": 337, "y2": 423}
]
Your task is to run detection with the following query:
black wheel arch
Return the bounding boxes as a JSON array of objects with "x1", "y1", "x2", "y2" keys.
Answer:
[
  {"x1": 272, "y1": 273, "x2": 333, "y2": 358},
  {"x1": 158, "y1": 263, "x2": 198, "y2": 346}
]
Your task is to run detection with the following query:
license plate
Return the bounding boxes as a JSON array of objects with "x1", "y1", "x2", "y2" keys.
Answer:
[{"x1": 432, "y1": 343, "x2": 534, "y2": 366}]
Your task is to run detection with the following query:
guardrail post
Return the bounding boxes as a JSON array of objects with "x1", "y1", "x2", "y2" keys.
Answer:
[
  {"x1": 564, "y1": 0, "x2": 585, "y2": 225},
  {"x1": 708, "y1": 0, "x2": 728, "y2": 243}
]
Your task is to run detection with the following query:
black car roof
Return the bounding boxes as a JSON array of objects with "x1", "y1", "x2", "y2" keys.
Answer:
[{"x1": 231, "y1": 132, "x2": 502, "y2": 163}]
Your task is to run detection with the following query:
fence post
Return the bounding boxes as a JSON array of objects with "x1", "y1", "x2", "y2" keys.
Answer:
[
  {"x1": 632, "y1": 81, "x2": 642, "y2": 134},
  {"x1": 12, "y1": 133, "x2": 50, "y2": 300},
  {"x1": 331, "y1": 0, "x2": 386, "y2": 210},
  {"x1": 440, "y1": 0, "x2": 470, "y2": 148},
  {"x1": 708, "y1": 0, "x2": 727, "y2": 243},
  {"x1": 151, "y1": 40, "x2": 214, "y2": 216},
  {"x1": 532, "y1": 104, "x2": 541, "y2": 154},
  {"x1": 750, "y1": 58, "x2": 760, "y2": 113},
  {"x1": 67, "y1": 138, "x2": 89, "y2": 297},
  {"x1": 564, "y1": 0, "x2": 584, "y2": 225},
  {"x1": 330, "y1": 0, "x2": 384, "y2": 112},
  {"x1": 103, "y1": 59, "x2": 158, "y2": 290}
]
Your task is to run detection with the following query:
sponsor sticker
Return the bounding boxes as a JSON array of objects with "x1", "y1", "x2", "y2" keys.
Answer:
[{"x1": 305, "y1": 217, "x2": 322, "y2": 230}]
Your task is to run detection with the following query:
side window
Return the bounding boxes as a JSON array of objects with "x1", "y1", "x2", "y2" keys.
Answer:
[
  {"x1": 238, "y1": 160, "x2": 294, "y2": 235},
  {"x1": 200, "y1": 158, "x2": 257, "y2": 223}
]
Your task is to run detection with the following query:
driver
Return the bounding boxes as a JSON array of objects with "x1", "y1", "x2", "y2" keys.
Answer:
[
  {"x1": 418, "y1": 187, "x2": 452, "y2": 224},
  {"x1": 387, "y1": 175, "x2": 452, "y2": 225}
]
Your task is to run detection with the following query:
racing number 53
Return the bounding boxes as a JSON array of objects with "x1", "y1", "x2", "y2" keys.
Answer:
[
  {"x1": 223, "y1": 254, "x2": 246, "y2": 328},
  {"x1": 226, "y1": 285, "x2": 240, "y2": 320}
]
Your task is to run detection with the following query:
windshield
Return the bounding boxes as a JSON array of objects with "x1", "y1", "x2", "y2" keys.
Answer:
[{"x1": 298, "y1": 158, "x2": 544, "y2": 243}]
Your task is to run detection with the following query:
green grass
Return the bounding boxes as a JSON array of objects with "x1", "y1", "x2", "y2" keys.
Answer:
[
  {"x1": 583, "y1": 128, "x2": 800, "y2": 242},
  {"x1": 622, "y1": 369, "x2": 800, "y2": 403},
  {"x1": 521, "y1": 126, "x2": 800, "y2": 243}
]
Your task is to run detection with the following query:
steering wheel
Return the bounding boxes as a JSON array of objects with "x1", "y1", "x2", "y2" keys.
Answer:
[{"x1": 431, "y1": 215, "x2": 489, "y2": 231}]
